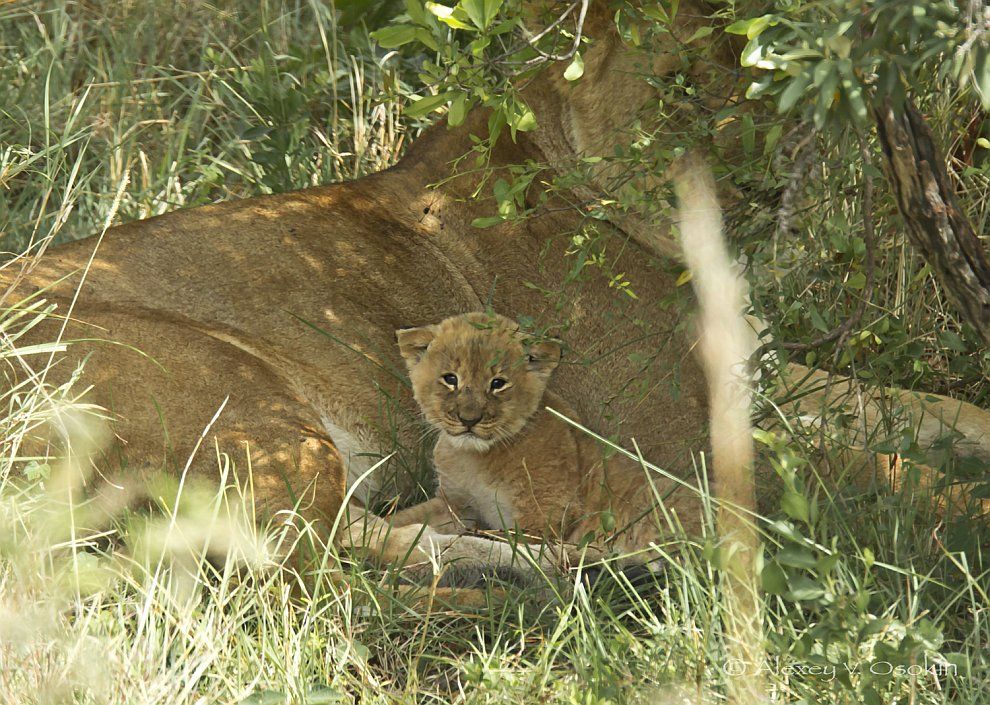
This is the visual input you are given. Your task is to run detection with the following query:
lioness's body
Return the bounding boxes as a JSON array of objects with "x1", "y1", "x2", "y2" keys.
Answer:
[{"x1": 5, "y1": 108, "x2": 707, "y2": 526}]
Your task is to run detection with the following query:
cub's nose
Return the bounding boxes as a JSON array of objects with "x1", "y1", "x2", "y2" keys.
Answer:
[{"x1": 457, "y1": 413, "x2": 483, "y2": 429}]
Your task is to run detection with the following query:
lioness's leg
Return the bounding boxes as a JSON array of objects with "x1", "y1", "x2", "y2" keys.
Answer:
[
  {"x1": 388, "y1": 495, "x2": 476, "y2": 533},
  {"x1": 776, "y1": 362, "x2": 990, "y2": 515}
]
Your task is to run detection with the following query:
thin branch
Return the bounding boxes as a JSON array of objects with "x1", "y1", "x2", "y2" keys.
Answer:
[
  {"x1": 522, "y1": 0, "x2": 579, "y2": 45},
  {"x1": 520, "y1": 0, "x2": 589, "y2": 65}
]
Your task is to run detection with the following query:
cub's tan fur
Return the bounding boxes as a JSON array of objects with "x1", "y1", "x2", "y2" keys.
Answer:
[{"x1": 345, "y1": 312, "x2": 702, "y2": 584}]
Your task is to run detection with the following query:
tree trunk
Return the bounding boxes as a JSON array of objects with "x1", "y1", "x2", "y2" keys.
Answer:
[{"x1": 874, "y1": 98, "x2": 990, "y2": 346}]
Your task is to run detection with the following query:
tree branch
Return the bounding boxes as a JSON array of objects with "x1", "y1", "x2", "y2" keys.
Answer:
[{"x1": 874, "y1": 97, "x2": 990, "y2": 346}]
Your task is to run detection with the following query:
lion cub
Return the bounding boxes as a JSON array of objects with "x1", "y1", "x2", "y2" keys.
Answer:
[{"x1": 388, "y1": 311, "x2": 702, "y2": 573}]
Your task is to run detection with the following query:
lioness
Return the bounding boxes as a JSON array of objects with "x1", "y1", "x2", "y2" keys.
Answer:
[{"x1": 4, "y1": 3, "x2": 726, "y2": 544}]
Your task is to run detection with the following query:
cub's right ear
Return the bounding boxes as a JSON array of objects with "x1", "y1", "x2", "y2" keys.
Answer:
[
  {"x1": 396, "y1": 325, "x2": 438, "y2": 368},
  {"x1": 525, "y1": 340, "x2": 562, "y2": 378}
]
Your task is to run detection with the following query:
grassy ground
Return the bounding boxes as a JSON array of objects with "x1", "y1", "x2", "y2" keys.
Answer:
[{"x1": 1, "y1": 2, "x2": 989, "y2": 703}]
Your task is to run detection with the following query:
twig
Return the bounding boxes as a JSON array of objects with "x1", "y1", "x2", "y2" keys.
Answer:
[{"x1": 521, "y1": 0, "x2": 589, "y2": 65}]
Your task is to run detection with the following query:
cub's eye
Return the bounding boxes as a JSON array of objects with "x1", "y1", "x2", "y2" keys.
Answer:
[
  {"x1": 490, "y1": 377, "x2": 508, "y2": 392},
  {"x1": 442, "y1": 373, "x2": 458, "y2": 388}
]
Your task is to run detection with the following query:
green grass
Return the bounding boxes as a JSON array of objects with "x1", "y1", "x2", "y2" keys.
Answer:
[
  {"x1": 0, "y1": 0, "x2": 414, "y2": 254},
  {"x1": 1, "y1": 2, "x2": 989, "y2": 703}
]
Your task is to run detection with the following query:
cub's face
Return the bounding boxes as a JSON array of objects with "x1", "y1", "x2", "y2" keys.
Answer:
[{"x1": 397, "y1": 312, "x2": 561, "y2": 452}]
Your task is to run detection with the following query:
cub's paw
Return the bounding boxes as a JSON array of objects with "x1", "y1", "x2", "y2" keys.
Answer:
[
  {"x1": 341, "y1": 519, "x2": 439, "y2": 569},
  {"x1": 558, "y1": 542, "x2": 606, "y2": 568}
]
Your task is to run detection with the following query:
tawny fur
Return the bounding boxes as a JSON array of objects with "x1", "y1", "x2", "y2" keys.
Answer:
[{"x1": 1, "y1": 2, "x2": 730, "y2": 535}]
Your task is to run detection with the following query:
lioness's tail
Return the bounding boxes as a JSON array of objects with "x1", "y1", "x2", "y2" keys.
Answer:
[{"x1": 674, "y1": 162, "x2": 765, "y2": 705}]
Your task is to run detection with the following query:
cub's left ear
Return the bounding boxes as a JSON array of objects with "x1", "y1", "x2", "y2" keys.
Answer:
[
  {"x1": 525, "y1": 340, "x2": 562, "y2": 377},
  {"x1": 396, "y1": 325, "x2": 438, "y2": 369}
]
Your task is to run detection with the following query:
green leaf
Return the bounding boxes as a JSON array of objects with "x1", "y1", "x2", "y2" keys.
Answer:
[
  {"x1": 370, "y1": 24, "x2": 419, "y2": 48},
  {"x1": 461, "y1": 0, "x2": 484, "y2": 28},
  {"x1": 778, "y1": 72, "x2": 811, "y2": 113},
  {"x1": 306, "y1": 688, "x2": 344, "y2": 704},
  {"x1": 777, "y1": 546, "x2": 818, "y2": 569},
  {"x1": 816, "y1": 553, "x2": 838, "y2": 575},
  {"x1": 414, "y1": 27, "x2": 439, "y2": 51},
  {"x1": 739, "y1": 37, "x2": 765, "y2": 68},
  {"x1": 241, "y1": 688, "x2": 343, "y2": 705},
  {"x1": 493, "y1": 178, "x2": 510, "y2": 202},
  {"x1": 447, "y1": 91, "x2": 469, "y2": 126},
  {"x1": 23, "y1": 461, "x2": 51, "y2": 481},
  {"x1": 685, "y1": 25, "x2": 714, "y2": 43},
  {"x1": 764, "y1": 123, "x2": 782, "y2": 156},
  {"x1": 938, "y1": 330, "x2": 967, "y2": 353},
  {"x1": 752, "y1": 428, "x2": 776, "y2": 447},
  {"x1": 482, "y1": 0, "x2": 504, "y2": 28},
  {"x1": 847, "y1": 271, "x2": 866, "y2": 290},
  {"x1": 599, "y1": 511, "x2": 615, "y2": 532},
  {"x1": 510, "y1": 105, "x2": 537, "y2": 134},
  {"x1": 837, "y1": 62, "x2": 868, "y2": 124},
  {"x1": 814, "y1": 68, "x2": 839, "y2": 128},
  {"x1": 746, "y1": 73, "x2": 774, "y2": 99},
  {"x1": 462, "y1": 0, "x2": 501, "y2": 29},
  {"x1": 471, "y1": 216, "x2": 504, "y2": 228},
  {"x1": 976, "y1": 46, "x2": 990, "y2": 110},
  {"x1": 405, "y1": 0, "x2": 427, "y2": 24},
  {"x1": 741, "y1": 113, "x2": 755, "y2": 155},
  {"x1": 809, "y1": 305, "x2": 829, "y2": 333},
  {"x1": 725, "y1": 19, "x2": 753, "y2": 36},
  {"x1": 470, "y1": 34, "x2": 491, "y2": 55},
  {"x1": 238, "y1": 691, "x2": 287, "y2": 705},
  {"x1": 786, "y1": 575, "x2": 826, "y2": 601},
  {"x1": 641, "y1": 5, "x2": 668, "y2": 23},
  {"x1": 768, "y1": 519, "x2": 806, "y2": 543},
  {"x1": 427, "y1": 2, "x2": 473, "y2": 30},
  {"x1": 812, "y1": 60, "x2": 834, "y2": 87},
  {"x1": 781, "y1": 490, "x2": 810, "y2": 524},
  {"x1": 564, "y1": 52, "x2": 585, "y2": 81},
  {"x1": 761, "y1": 562, "x2": 788, "y2": 595},
  {"x1": 825, "y1": 34, "x2": 852, "y2": 60},
  {"x1": 405, "y1": 91, "x2": 455, "y2": 118},
  {"x1": 726, "y1": 14, "x2": 773, "y2": 39},
  {"x1": 862, "y1": 687, "x2": 882, "y2": 705}
]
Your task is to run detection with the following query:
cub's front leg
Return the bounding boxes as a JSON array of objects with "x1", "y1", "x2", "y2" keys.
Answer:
[
  {"x1": 388, "y1": 495, "x2": 478, "y2": 534},
  {"x1": 392, "y1": 528, "x2": 576, "y2": 589},
  {"x1": 342, "y1": 513, "x2": 581, "y2": 589}
]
